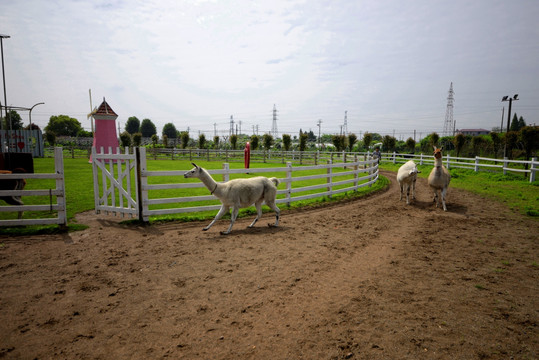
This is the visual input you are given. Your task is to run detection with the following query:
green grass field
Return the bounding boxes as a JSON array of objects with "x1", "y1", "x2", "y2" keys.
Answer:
[{"x1": 1, "y1": 157, "x2": 536, "y2": 235}]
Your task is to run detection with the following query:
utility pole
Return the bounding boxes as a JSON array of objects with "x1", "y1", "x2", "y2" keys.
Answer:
[
  {"x1": 229, "y1": 115, "x2": 234, "y2": 137},
  {"x1": 317, "y1": 119, "x2": 322, "y2": 148}
]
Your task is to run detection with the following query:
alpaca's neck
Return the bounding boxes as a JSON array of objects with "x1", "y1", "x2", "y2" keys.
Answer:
[
  {"x1": 198, "y1": 168, "x2": 218, "y2": 192},
  {"x1": 434, "y1": 157, "x2": 443, "y2": 168}
]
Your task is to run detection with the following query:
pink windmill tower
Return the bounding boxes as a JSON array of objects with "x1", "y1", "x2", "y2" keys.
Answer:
[{"x1": 89, "y1": 98, "x2": 119, "y2": 162}]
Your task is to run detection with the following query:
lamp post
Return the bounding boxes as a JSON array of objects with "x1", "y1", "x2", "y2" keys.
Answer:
[
  {"x1": 29, "y1": 102, "x2": 45, "y2": 129},
  {"x1": 0, "y1": 34, "x2": 10, "y2": 131},
  {"x1": 501, "y1": 94, "x2": 519, "y2": 158}
]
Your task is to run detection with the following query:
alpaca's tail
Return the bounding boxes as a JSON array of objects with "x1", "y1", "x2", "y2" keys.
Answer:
[{"x1": 269, "y1": 177, "x2": 280, "y2": 187}]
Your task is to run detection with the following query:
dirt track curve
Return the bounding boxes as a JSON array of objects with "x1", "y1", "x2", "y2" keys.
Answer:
[{"x1": 1, "y1": 170, "x2": 537, "y2": 359}]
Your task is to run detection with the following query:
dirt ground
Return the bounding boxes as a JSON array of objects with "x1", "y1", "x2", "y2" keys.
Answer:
[{"x1": 0, "y1": 170, "x2": 537, "y2": 360}]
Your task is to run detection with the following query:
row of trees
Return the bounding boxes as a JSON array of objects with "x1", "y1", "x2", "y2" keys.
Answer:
[{"x1": 4, "y1": 110, "x2": 537, "y2": 161}]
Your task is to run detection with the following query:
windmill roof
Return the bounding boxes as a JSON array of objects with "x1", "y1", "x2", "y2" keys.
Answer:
[{"x1": 94, "y1": 98, "x2": 117, "y2": 116}]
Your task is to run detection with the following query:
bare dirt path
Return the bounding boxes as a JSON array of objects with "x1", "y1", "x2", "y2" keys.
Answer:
[{"x1": 1, "y1": 170, "x2": 537, "y2": 359}]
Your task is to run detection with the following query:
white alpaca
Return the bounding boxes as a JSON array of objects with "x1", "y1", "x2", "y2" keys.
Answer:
[
  {"x1": 427, "y1": 146, "x2": 451, "y2": 211},
  {"x1": 184, "y1": 163, "x2": 281, "y2": 235},
  {"x1": 397, "y1": 160, "x2": 420, "y2": 205}
]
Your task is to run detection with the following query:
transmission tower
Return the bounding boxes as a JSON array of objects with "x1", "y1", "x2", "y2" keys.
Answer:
[
  {"x1": 343, "y1": 110, "x2": 348, "y2": 136},
  {"x1": 271, "y1": 104, "x2": 278, "y2": 138},
  {"x1": 229, "y1": 115, "x2": 234, "y2": 137},
  {"x1": 443, "y1": 82, "x2": 455, "y2": 136}
]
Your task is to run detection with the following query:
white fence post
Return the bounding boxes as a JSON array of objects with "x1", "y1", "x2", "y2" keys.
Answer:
[
  {"x1": 393, "y1": 151, "x2": 396, "y2": 164},
  {"x1": 139, "y1": 147, "x2": 149, "y2": 222},
  {"x1": 420, "y1": 153, "x2": 424, "y2": 165},
  {"x1": 92, "y1": 147, "x2": 100, "y2": 214},
  {"x1": 531, "y1": 157, "x2": 537, "y2": 183},
  {"x1": 286, "y1": 162, "x2": 292, "y2": 206},
  {"x1": 327, "y1": 159, "x2": 333, "y2": 198},
  {"x1": 474, "y1": 157, "x2": 479, "y2": 172},
  {"x1": 54, "y1": 147, "x2": 67, "y2": 226},
  {"x1": 223, "y1": 163, "x2": 229, "y2": 182},
  {"x1": 446, "y1": 154, "x2": 450, "y2": 169},
  {"x1": 503, "y1": 157, "x2": 508, "y2": 175}
]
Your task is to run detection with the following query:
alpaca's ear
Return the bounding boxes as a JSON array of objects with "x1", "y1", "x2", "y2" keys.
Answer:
[
  {"x1": 433, "y1": 145, "x2": 437, "y2": 151},
  {"x1": 440, "y1": 147, "x2": 443, "y2": 151},
  {"x1": 191, "y1": 162, "x2": 198, "y2": 168}
]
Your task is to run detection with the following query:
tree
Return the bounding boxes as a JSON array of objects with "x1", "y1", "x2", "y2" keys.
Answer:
[
  {"x1": 490, "y1": 132, "x2": 501, "y2": 158},
  {"x1": 230, "y1": 134, "x2": 238, "y2": 150},
  {"x1": 45, "y1": 131, "x2": 56, "y2": 146},
  {"x1": 282, "y1": 134, "x2": 292, "y2": 151},
  {"x1": 162, "y1": 123, "x2": 177, "y2": 139},
  {"x1": 2, "y1": 110, "x2": 24, "y2": 130},
  {"x1": 77, "y1": 129, "x2": 93, "y2": 137},
  {"x1": 363, "y1": 132, "x2": 372, "y2": 150},
  {"x1": 299, "y1": 132, "x2": 308, "y2": 152},
  {"x1": 140, "y1": 118, "x2": 157, "y2": 137},
  {"x1": 504, "y1": 131, "x2": 518, "y2": 159},
  {"x1": 180, "y1": 131, "x2": 190, "y2": 149},
  {"x1": 119, "y1": 131, "x2": 132, "y2": 148},
  {"x1": 45, "y1": 114, "x2": 82, "y2": 136},
  {"x1": 162, "y1": 134, "x2": 168, "y2": 148},
  {"x1": 517, "y1": 116, "x2": 526, "y2": 131},
  {"x1": 471, "y1": 136, "x2": 483, "y2": 156},
  {"x1": 453, "y1": 134, "x2": 466, "y2": 157},
  {"x1": 213, "y1": 136, "x2": 220, "y2": 149},
  {"x1": 133, "y1": 133, "x2": 142, "y2": 147},
  {"x1": 151, "y1": 134, "x2": 159, "y2": 147},
  {"x1": 347, "y1": 133, "x2": 357, "y2": 151},
  {"x1": 332, "y1": 135, "x2": 345, "y2": 152},
  {"x1": 125, "y1": 116, "x2": 140, "y2": 134},
  {"x1": 382, "y1": 135, "x2": 396, "y2": 152},
  {"x1": 262, "y1": 133, "x2": 274, "y2": 151},
  {"x1": 405, "y1": 137, "x2": 416, "y2": 153},
  {"x1": 198, "y1": 133, "x2": 206, "y2": 149},
  {"x1": 250, "y1": 135, "x2": 259, "y2": 150},
  {"x1": 519, "y1": 126, "x2": 539, "y2": 163},
  {"x1": 510, "y1": 114, "x2": 519, "y2": 132},
  {"x1": 429, "y1": 132, "x2": 440, "y2": 148}
]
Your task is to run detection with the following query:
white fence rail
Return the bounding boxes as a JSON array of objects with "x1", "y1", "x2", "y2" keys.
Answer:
[
  {"x1": 0, "y1": 147, "x2": 67, "y2": 226},
  {"x1": 92, "y1": 147, "x2": 379, "y2": 221},
  {"x1": 380, "y1": 152, "x2": 538, "y2": 183}
]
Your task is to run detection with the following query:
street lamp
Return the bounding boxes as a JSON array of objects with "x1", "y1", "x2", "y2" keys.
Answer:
[
  {"x1": 501, "y1": 94, "x2": 519, "y2": 132},
  {"x1": 501, "y1": 94, "x2": 519, "y2": 158},
  {"x1": 0, "y1": 34, "x2": 10, "y2": 131},
  {"x1": 29, "y1": 102, "x2": 45, "y2": 129}
]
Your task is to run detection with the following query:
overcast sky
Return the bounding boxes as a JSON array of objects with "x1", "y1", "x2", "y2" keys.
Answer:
[{"x1": 2, "y1": 0, "x2": 538, "y2": 140}]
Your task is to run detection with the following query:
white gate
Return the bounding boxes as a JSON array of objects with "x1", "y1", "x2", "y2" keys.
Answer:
[{"x1": 92, "y1": 147, "x2": 141, "y2": 219}]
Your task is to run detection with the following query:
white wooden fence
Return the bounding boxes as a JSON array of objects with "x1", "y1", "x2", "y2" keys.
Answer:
[
  {"x1": 92, "y1": 147, "x2": 379, "y2": 222},
  {"x1": 381, "y1": 152, "x2": 538, "y2": 183},
  {"x1": 0, "y1": 147, "x2": 67, "y2": 226}
]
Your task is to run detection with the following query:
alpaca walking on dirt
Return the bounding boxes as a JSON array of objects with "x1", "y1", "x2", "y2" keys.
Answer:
[
  {"x1": 427, "y1": 146, "x2": 451, "y2": 211},
  {"x1": 184, "y1": 163, "x2": 281, "y2": 235},
  {"x1": 397, "y1": 160, "x2": 420, "y2": 205}
]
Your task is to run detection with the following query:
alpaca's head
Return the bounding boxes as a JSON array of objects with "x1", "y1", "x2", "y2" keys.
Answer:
[
  {"x1": 433, "y1": 146, "x2": 443, "y2": 159},
  {"x1": 184, "y1": 163, "x2": 202, "y2": 179}
]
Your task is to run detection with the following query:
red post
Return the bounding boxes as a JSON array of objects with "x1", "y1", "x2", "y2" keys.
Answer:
[{"x1": 244, "y1": 142, "x2": 251, "y2": 169}]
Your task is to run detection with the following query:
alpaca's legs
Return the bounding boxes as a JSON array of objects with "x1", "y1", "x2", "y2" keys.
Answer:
[
  {"x1": 248, "y1": 202, "x2": 263, "y2": 228},
  {"x1": 405, "y1": 184, "x2": 411, "y2": 205},
  {"x1": 433, "y1": 190, "x2": 439, "y2": 207},
  {"x1": 266, "y1": 200, "x2": 280, "y2": 227},
  {"x1": 221, "y1": 206, "x2": 239, "y2": 235},
  {"x1": 441, "y1": 187, "x2": 448, "y2": 211},
  {"x1": 204, "y1": 205, "x2": 229, "y2": 231},
  {"x1": 399, "y1": 183, "x2": 403, "y2": 201},
  {"x1": 412, "y1": 179, "x2": 416, "y2": 200}
]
